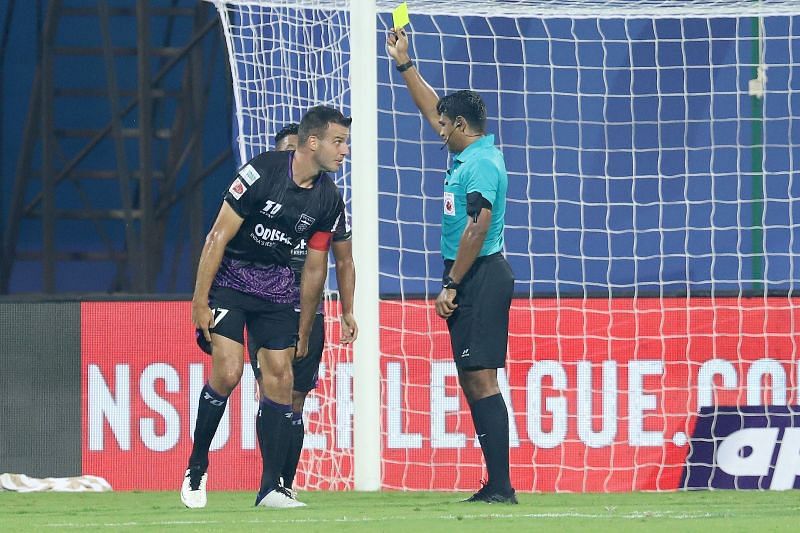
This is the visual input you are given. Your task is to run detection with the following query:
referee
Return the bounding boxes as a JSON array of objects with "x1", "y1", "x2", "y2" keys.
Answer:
[{"x1": 388, "y1": 28, "x2": 517, "y2": 504}]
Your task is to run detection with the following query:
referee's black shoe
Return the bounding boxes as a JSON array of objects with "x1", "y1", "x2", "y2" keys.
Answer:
[{"x1": 462, "y1": 481, "x2": 518, "y2": 504}]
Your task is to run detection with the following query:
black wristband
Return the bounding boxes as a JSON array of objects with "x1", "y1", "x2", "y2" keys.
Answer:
[
  {"x1": 442, "y1": 275, "x2": 460, "y2": 291},
  {"x1": 396, "y1": 60, "x2": 414, "y2": 73}
]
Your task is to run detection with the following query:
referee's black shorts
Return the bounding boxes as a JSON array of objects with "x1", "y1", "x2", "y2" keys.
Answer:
[{"x1": 444, "y1": 252, "x2": 514, "y2": 371}]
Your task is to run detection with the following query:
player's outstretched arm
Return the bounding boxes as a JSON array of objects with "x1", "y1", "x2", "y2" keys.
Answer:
[
  {"x1": 192, "y1": 202, "x2": 244, "y2": 340},
  {"x1": 332, "y1": 239, "x2": 358, "y2": 343},
  {"x1": 297, "y1": 246, "x2": 328, "y2": 359},
  {"x1": 387, "y1": 27, "x2": 441, "y2": 133}
]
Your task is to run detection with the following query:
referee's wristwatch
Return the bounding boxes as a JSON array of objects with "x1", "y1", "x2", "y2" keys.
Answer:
[{"x1": 442, "y1": 275, "x2": 460, "y2": 291}]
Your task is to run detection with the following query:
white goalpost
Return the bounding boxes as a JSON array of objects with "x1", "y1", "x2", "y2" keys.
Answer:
[
  {"x1": 210, "y1": 0, "x2": 800, "y2": 493},
  {"x1": 349, "y1": 0, "x2": 381, "y2": 492}
]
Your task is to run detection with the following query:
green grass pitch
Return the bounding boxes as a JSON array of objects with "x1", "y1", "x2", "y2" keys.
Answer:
[{"x1": 2, "y1": 490, "x2": 798, "y2": 532}]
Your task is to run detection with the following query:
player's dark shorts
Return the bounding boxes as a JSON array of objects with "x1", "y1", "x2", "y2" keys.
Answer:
[
  {"x1": 248, "y1": 312, "x2": 325, "y2": 393},
  {"x1": 444, "y1": 252, "x2": 514, "y2": 370},
  {"x1": 203, "y1": 286, "x2": 298, "y2": 351}
]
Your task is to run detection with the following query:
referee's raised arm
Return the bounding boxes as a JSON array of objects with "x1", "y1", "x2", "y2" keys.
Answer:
[{"x1": 387, "y1": 28, "x2": 440, "y2": 133}]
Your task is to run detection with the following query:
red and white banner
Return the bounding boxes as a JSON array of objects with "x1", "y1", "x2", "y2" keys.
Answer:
[
  {"x1": 380, "y1": 297, "x2": 800, "y2": 491},
  {"x1": 81, "y1": 301, "x2": 351, "y2": 491},
  {"x1": 81, "y1": 298, "x2": 800, "y2": 492}
]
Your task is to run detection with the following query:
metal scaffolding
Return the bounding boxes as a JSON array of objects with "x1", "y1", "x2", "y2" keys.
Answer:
[{"x1": 0, "y1": 0, "x2": 233, "y2": 294}]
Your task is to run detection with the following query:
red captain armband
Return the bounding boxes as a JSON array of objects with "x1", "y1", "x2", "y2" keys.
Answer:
[{"x1": 308, "y1": 231, "x2": 333, "y2": 251}]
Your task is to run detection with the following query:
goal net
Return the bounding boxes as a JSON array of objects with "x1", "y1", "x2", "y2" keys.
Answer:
[{"x1": 211, "y1": 0, "x2": 800, "y2": 492}]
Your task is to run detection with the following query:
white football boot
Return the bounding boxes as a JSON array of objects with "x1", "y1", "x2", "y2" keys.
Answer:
[
  {"x1": 279, "y1": 477, "x2": 299, "y2": 501},
  {"x1": 255, "y1": 486, "x2": 306, "y2": 508},
  {"x1": 180, "y1": 467, "x2": 208, "y2": 508}
]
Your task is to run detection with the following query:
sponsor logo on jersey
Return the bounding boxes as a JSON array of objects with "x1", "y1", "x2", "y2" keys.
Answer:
[
  {"x1": 444, "y1": 191, "x2": 455, "y2": 216},
  {"x1": 260, "y1": 199, "x2": 283, "y2": 218},
  {"x1": 291, "y1": 238, "x2": 308, "y2": 257},
  {"x1": 229, "y1": 177, "x2": 247, "y2": 200},
  {"x1": 295, "y1": 213, "x2": 315, "y2": 234},
  {"x1": 238, "y1": 164, "x2": 261, "y2": 186},
  {"x1": 252, "y1": 223, "x2": 292, "y2": 247}
]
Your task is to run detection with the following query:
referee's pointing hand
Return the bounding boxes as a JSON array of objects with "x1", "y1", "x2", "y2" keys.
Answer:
[{"x1": 435, "y1": 288, "x2": 458, "y2": 319}]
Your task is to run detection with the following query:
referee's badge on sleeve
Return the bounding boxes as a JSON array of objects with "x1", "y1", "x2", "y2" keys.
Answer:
[{"x1": 443, "y1": 191, "x2": 456, "y2": 216}]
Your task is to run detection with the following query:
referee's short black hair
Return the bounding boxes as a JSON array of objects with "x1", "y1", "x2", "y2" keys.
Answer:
[
  {"x1": 274, "y1": 123, "x2": 299, "y2": 147},
  {"x1": 436, "y1": 90, "x2": 487, "y2": 133},
  {"x1": 298, "y1": 106, "x2": 352, "y2": 145}
]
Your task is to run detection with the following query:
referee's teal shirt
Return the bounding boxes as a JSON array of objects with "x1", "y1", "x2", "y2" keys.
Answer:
[{"x1": 441, "y1": 134, "x2": 508, "y2": 261}]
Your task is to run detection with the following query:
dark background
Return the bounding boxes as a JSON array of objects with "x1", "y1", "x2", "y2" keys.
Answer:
[
  {"x1": 1, "y1": 1, "x2": 235, "y2": 295},
  {"x1": 0, "y1": 302, "x2": 81, "y2": 475},
  {"x1": 3, "y1": 5, "x2": 800, "y2": 298}
]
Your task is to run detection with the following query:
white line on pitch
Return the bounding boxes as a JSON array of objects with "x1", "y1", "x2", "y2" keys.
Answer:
[{"x1": 44, "y1": 510, "x2": 721, "y2": 528}]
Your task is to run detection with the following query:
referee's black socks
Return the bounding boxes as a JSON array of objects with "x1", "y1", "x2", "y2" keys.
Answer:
[
  {"x1": 188, "y1": 382, "x2": 229, "y2": 471},
  {"x1": 469, "y1": 393, "x2": 513, "y2": 493},
  {"x1": 257, "y1": 397, "x2": 292, "y2": 496}
]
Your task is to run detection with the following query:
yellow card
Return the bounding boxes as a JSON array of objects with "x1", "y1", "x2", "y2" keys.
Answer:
[{"x1": 392, "y1": 2, "x2": 410, "y2": 29}]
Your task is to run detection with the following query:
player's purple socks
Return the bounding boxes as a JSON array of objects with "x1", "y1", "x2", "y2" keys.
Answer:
[
  {"x1": 469, "y1": 393, "x2": 512, "y2": 492},
  {"x1": 188, "y1": 382, "x2": 229, "y2": 471},
  {"x1": 257, "y1": 397, "x2": 292, "y2": 496},
  {"x1": 282, "y1": 411, "x2": 304, "y2": 489}
]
